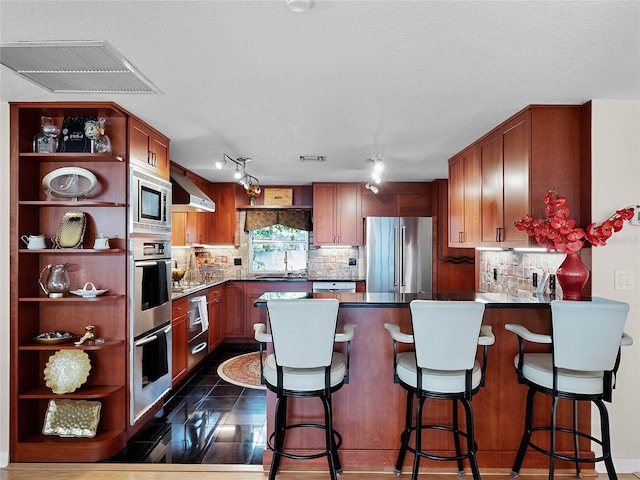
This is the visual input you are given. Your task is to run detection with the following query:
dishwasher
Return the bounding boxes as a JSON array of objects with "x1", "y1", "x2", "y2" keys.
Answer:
[{"x1": 312, "y1": 281, "x2": 357, "y2": 293}]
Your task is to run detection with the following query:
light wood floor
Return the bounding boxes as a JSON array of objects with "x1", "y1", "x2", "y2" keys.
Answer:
[{"x1": 0, "y1": 464, "x2": 638, "y2": 480}]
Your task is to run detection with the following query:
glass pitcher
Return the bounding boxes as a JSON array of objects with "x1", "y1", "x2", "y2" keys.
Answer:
[{"x1": 38, "y1": 263, "x2": 71, "y2": 298}]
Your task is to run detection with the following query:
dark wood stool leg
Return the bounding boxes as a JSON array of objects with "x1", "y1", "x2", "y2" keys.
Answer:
[
  {"x1": 511, "y1": 387, "x2": 536, "y2": 478},
  {"x1": 462, "y1": 398, "x2": 481, "y2": 480},
  {"x1": 394, "y1": 389, "x2": 414, "y2": 475},
  {"x1": 452, "y1": 398, "x2": 464, "y2": 475},
  {"x1": 595, "y1": 398, "x2": 618, "y2": 480},
  {"x1": 411, "y1": 395, "x2": 426, "y2": 480},
  {"x1": 572, "y1": 399, "x2": 582, "y2": 478}
]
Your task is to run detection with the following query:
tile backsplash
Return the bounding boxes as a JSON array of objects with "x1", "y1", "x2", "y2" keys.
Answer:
[
  {"x1": 171, "y1": 211, "x2": 361, "y2": 285},
  {"x1": 478, "y1": 250, "x2": 567, "y2": 296}
]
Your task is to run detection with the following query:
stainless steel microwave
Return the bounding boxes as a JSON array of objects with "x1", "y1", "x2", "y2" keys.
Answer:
[{"x1": 130, "y1": 166, "x2": 172, "y2": 236}]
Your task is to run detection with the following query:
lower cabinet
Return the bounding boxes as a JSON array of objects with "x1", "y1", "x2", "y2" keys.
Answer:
[
  {"x1": 222, "y1": 282, "x2": 245, "y2": 338},
  {"x1": 207, "y1": 287, "x2": 223, "y2": 351},
  {"x1": 171, "y1": 297, "x2": 189, "y2": 387}
]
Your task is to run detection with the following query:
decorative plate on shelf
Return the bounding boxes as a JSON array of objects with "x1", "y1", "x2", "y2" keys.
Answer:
[
  {"x1": 70, "y1": 288, "x2": 108, "y2": 298},
  {"x1": 42, "y1": 399, "x2": 101, "y2": 438},
  {"x1": 34, "y1": 332, "x2": 79, "y2": 345},
  {"x1": 43, "y1": 350, "x2": 91, "y2": 394},
  {"x1": 42, "y1": 166, "x2": 98, "y2": 199}
]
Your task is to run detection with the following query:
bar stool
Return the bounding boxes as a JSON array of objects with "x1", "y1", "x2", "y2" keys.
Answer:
[
  {"x1": 505, "y1": 298, "x2": 633, "y2": 480},
  {"x1": 254, "y1": 298, "x2": 356, "y2": 480},
  {"x1": 384, "y1": 300, "x2": 494, "y2": 480}
]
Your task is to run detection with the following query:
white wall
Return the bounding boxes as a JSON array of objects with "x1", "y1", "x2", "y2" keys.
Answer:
[
  {"x1": 591, "y1": 99, "x2": 640, "y2": 472},
  {"x1": 1, "y1": 102, "x2": 10, "y2": 467}
]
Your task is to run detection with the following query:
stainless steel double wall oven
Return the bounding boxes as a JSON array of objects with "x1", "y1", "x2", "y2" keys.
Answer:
[{"x1": 129, "y1": 166, "x2": 173, "y2": 426}]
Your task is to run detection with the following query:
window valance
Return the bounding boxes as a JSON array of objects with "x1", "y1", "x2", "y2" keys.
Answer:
[{"x1": 244, "y1": 209, "x2": 312, "y2": 232}]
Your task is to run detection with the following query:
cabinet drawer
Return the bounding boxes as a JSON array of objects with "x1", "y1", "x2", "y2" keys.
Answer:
[{"x1": 172, "y1": 297, "x2": 188, "y2": 319}]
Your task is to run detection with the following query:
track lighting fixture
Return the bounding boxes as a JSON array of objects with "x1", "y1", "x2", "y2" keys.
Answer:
[
  {"x1": 365, "y1": 182, "x2": 379, "y2": 194},
  {"x1": 218, "y1": 154, "x2": 260, "y2": 190},
  {"x1": 365, "y1": 153, "x2": 384, "y2": 192}
]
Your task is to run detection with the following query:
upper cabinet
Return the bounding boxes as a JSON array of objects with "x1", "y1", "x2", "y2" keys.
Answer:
[
  {"x1": 361, "y1": 182, "x2": 434, "y2": 218},
  {"x1": 129, "y1": 117, "x2": 170, "y2": 180},
  {"x1": 449, "y1": 105, "x2": 585, "y2": 248},
  {"x1": 313, "y1": 183, "x2": 362, "y2": 246},
  {"x1": 209, "y1": 183, "x2": 240, "y2": 246},
  {"x1": 448, "y1": 146, "x2": 481, "y2": 247}
]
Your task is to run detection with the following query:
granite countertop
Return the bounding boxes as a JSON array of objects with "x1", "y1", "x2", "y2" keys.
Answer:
[{"x1": 254, "y1": 291, "x2": 559, "y2": 308}]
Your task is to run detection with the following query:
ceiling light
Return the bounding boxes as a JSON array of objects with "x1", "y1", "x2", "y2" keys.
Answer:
[
  {"x1": 215, "y1": 158, "x2": 227, "y2": 169},
  {"x1": 221, "y1": 154, "x2": 260, "y2": 188},
  {"x1": 365, "y1": 182, "x2": 379, "y2": 194},
  {"x1": 287, "y1": 0, "x2": 312, "y2": 13},
  {"x1": 0, "y1": 40, "x2": 160, "y2": 93}
]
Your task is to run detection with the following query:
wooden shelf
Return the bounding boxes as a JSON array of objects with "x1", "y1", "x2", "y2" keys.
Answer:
[
  {"x1": 19, "y1": 248, "x2": 125, "y2": 254},
  {"x1": 19, "y1": 153, "x2": 124, "y2": 162},
  {"x1": 19, "y1": 385, "x2": 123, "y2": 399},
  {"x1": 19, "y1": 339, "x2": 124, "y2": 351},
  {"x1": 19, "y1": 294, "x2": 125, "y2": 302},
  {"x1": 19, "y1": 200, "x2": 126, "y2": 207}
]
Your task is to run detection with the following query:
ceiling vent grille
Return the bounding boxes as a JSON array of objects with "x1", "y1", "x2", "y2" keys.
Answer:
[{"x1": 0, "y1": 41, "x2": 161, "y2": 94}]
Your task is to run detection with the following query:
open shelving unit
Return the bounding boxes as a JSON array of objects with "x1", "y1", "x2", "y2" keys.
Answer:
[{"x1": 9, "y1": 102, "x2": 130, "y2": 462}]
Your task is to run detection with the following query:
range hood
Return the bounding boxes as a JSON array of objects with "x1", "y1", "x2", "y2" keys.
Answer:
[{"x1": 170, "y1": 171, "x2": 215, "y2": 213}]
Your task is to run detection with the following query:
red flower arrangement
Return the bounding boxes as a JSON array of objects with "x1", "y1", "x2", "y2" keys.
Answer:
[{"x1": 514, "y1": 189, "x2": 635, "y2": 253}]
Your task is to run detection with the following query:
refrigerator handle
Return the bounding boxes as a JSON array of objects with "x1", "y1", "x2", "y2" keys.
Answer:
[
  {"x1": 400, "y1": 225, "x2": 406, "y2": 287},
  {"x1": 393, "y1": 226, "x2": 399, "y2": 287}
]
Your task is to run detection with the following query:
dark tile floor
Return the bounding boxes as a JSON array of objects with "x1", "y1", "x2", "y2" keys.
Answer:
[{"x1": 109, "y1": 344, "x2": 266, "y2": 464}]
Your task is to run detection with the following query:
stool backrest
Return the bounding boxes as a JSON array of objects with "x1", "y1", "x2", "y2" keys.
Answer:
[
  {"x1": 551, "y1": 298, "x2": 629, "y2": 371},
  {"x1": 410, "y1": 300, "x2": 485, "y2": 371},
  {"x1": 267, "y1": 298, "x2": 340, "y2": 369}
]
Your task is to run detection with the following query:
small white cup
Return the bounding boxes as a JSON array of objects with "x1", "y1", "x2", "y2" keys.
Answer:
[
  {"x1": 21, "y1": 234, "x2": 46, "y2": 249},
  {"x1": 93, "y1": 236, "x2": 110, "y2": 250}
]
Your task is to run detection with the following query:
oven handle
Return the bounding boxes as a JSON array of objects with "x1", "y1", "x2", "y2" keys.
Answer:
[
  {"x1": 135, "y1": 260, "x2": 170, "y2": 267},
  {"x1": 191, "y1": 342, "x2": 207, "y2": 355},
  {"x1": 135, "y1": 325, "x2": 172, "y2": 347}
]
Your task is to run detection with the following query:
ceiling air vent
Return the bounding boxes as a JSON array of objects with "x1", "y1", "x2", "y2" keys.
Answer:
[
  {"x1": 299, "y1": 155, "x2": 326, "y2": 162},
  {"x1": 0, "y1": 40, "x2": 161, "y2": 94}
]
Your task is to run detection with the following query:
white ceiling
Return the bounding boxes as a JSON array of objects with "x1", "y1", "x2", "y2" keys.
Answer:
[{"x1": 1, "y1": 0, "x2": 639, "y2": 186}]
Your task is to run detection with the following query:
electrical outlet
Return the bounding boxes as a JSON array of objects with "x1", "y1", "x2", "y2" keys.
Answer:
[
  {"x1": 631, "y1": 206, "x2": 640, "y2": 226},
  {"x1": 348, "y1": 257, "x2": 356, "y2": 266},
  {"x1": 493, "y1": 268, "x2": 497, "y2": 281},
  {"x1": 233, "y1": 258, "x2": 242, "y2": 266},
  {"x1": 532, "y1": 272, "x2": 538, "y2": 287}
]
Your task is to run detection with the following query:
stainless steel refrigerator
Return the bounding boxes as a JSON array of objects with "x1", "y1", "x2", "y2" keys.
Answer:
[{"x1": 365, "y1": 217, "x2": 432, "y2": 293}]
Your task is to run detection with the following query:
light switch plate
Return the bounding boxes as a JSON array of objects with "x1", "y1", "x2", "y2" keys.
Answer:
[{"x1": 614, "y1": 271, "x2": 635, "y2": 290}]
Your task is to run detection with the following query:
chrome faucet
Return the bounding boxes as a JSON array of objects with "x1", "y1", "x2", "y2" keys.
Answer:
[{"x1": 284, "y1": 251, "x2": 288, "y2": 276}]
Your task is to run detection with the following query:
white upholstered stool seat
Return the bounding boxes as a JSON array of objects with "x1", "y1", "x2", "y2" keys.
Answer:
[
  {"x1": 396, "y1": 353, "x2": 484, "y2": 394},
  {"x1": 262, "y1": 352, "x2": 348, "y2": 392},
  {"x1": 505, "y1": 298, "x2": 633, "y2": 480}
]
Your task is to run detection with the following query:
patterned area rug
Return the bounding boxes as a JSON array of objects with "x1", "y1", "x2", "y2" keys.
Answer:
[{"x1": 217, "y1": 351, "x2": 266, "y2": 390}]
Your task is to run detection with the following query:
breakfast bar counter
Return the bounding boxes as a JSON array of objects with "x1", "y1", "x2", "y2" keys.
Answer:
[{"x1": 254, "y1": 291, "x2": 593, "y2": 474}]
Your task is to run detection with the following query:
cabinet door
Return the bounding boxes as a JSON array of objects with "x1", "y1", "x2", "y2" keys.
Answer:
[
  {"x1": 313, "y1": 184, "x2": 337, "y2": 245},
  {"x1": 211, "y1": 183, "x2": 237, "y2": 245},
  {"x1": 171, "y1": 314, "x2": 188, "y2": 387},
  {"x1": 480, "y1": 133, "x2": 504, "y2": 243},
  {"x1": 151, "y1": 133, "x2": 170, "y2": 179},
  {"x1": 336, "y1": 183, "x2": 362, "y2": 245},
  {"x1": 448, "y1": 155, "x2": 465, "y2": 246},
  {"x1": 396, "y1": 194, "x2": 432, "y2": 217},
  {"x1": 129, "y1": 118, "x2": 170, "y2": 179},
  {"x1": 361, "y1": 194, "x2": 396, "y2": 217},
  {"x1": 207, "y1": 288, "x2": 222, "y2": 351},
  {"x1": 223, "y1": 282, "x2": 245, "y2": 337},
  {"x1": 502, "y1": 114, "x2": 531, "y2": 245},
  {"x1": 171, "y1": 212, "x2": 187, "y2": 246},
  {"x1": 448, "y1": 148, "x2": 480, "y2": 246}
]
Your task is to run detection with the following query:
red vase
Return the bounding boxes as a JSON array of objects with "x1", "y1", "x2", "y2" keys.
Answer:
[{"x1": 556, "y1": 252, "x2": 589, "y2": 300}]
